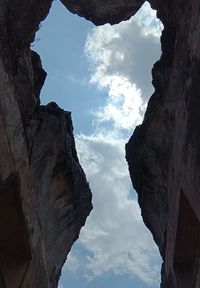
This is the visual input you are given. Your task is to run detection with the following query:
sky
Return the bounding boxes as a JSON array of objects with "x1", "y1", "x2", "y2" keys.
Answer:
[{"x1": 33, "y1": 1, "x2": 163, "y2": 287}]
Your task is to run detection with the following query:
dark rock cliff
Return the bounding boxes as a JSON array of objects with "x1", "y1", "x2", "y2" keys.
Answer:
[
  {"x1": 0, "y1": 1, "x2": 92, "y2": 287},
  {"x1": 127, "y1": 1, "x2": 200, "y2": 286},
  {"x1": 62, "y1": 0, "x2": 200, "y2": 287}
]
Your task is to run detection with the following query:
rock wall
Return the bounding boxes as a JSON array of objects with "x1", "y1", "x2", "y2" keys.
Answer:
[
  {"x1": 62, "y1": 0, "x2": 200, "y2": 287},
  {"x1": 126, "y1": 1, "x2": 200, "y2": 286},
  {"x1": 0, "y1": 1, "x2": 92, "y2": 287}
]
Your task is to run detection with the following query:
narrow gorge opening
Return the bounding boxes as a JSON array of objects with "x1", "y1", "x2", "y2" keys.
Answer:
[{"x1": 33, "y1": 1, "x2": 163, "y2": 287}]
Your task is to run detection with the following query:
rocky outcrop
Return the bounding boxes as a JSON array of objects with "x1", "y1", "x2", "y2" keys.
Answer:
[
  {"x1": 62, "y1": 0, "x2": 200, "y2": 287},
  {"x1": 60, "y1": 0, "x2": 144, "y2": 25},
  {"x1": 127, "y1": 1, "x2": 200, "y2": 286},
  {"x1": 0, "y1": 1, "x2": 92, "y2": 288}
]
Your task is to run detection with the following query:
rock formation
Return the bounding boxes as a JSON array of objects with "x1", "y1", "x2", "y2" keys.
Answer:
[
  {"x1": 1, "y1": 0, "x2": 200, "y2": 287},
  {"x1": 61, "y1": 0, "x2": 200, "y2": 287},
  {"x1": 0, "y1": 1, "x2": 92, "y2": 287}
]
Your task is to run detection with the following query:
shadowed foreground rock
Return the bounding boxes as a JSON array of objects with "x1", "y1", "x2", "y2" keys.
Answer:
[
  {"x1": 62, "y1": 0, "x2": 200, "y2": 287},
  {"x1": 0, "y1": 1, "x2": 92, "y2": 287}
]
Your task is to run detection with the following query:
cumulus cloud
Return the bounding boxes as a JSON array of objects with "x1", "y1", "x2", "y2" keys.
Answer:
[
  {"x1": 64, "y1": 131, "x2": 161, "y2": 285},
  {"x1": 65, "y1": 253, "x2": 81, "y2": 273},
  {"x1": 92, "y1": 76, "x2": 143, "y2": 131},
  {"x1": 74, "y1": 133, "x2": 161, "y2": 285},
  {"x1": 85, "y1": 1, "x2": 161, "y2": 105},
  {"x1": 64, "y1": 2, "x2": 162, "y2": 286}
]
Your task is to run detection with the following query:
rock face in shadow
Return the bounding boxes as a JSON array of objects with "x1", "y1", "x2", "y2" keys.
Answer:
[
  {"x1": 126, "y1": 1, "x2": 200, "y2": 286},
  {"x1": 0, "y1": 1, "x2": 92, "y2": 287},
  {"x1": 60, "y1": 0, "x2": 144, "y2": 25},
  {"x1": 62, "y1": 0, "x2": 200, "y2": 287}
]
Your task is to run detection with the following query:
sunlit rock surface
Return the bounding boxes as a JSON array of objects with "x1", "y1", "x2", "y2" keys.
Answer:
[{"x1": 0, "y1": 1, "x2": 92, "y2": 287}]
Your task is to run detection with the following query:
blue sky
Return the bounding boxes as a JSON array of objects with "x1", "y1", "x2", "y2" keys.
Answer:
[{"x1": 33, "y1": 1, "x2": 162, "y2": 287}]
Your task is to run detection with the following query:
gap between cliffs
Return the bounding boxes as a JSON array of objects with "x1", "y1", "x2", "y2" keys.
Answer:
[
  {"x1": 29, "y1": 0, "x2": 200, "y2": 287},
  {"x1": 32, "y1": 1, "x2": 163, "y2": 288}
]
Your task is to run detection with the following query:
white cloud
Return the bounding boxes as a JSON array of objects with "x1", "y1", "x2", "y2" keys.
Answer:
[
  {"x1": 84, "y1": 1, "x2": 161, "y2": 131},
  {"x1": 65, "y1": 253, "x2": 81, "y2": 273},
  {"x1": 64, "y1": 2, "x2": 162, "y2": 287},
  {"x1": 92, "y1": 76, "x2": 144, "y2": 131},
  {"x1": 72, "y1": 132, "x2": 161, "y2": 285}
]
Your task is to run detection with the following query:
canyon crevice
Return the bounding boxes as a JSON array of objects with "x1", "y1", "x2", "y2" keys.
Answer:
[{"x1": 0, "y1": 0, "x2": 200, "y2": 287}]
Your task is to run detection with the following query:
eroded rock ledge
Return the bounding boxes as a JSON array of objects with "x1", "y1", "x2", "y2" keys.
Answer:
[
  {"x1": 62, "y1": 0, "x2": 200, "y2": 287},
  {"x1": 0, "y1": 1, "x2": 92, "y2": 287}
]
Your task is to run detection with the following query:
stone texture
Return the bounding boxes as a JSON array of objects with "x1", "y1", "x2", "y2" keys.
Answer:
[
  {"x1": 0, "y1": 1, "x2": 92, "y2": 287},
  {"x1": 126, "y1": 1, "x2": 200, "y2": 286},
  {"x1": 60, "y1": 0, "x2": 144, "y2": 25}
]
